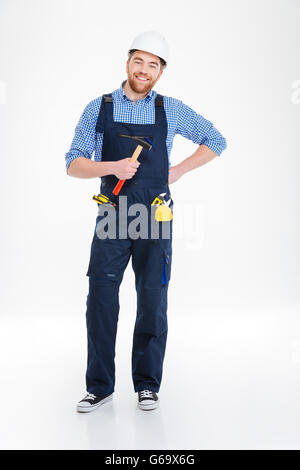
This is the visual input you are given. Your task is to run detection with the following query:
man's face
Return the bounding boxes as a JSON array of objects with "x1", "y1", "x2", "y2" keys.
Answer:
[{"x1": 126, "y1": 50, "x2": 163, "y2": 94}]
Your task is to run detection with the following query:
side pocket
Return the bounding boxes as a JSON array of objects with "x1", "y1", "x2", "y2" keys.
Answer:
[{"x1": 161, "y1": 248, "x2": 171, "y2": 285}]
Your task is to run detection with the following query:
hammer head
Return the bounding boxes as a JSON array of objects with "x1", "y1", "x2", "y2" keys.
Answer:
[{"x1": 117, "y1": 134, "x2": 154, "y2": 151}]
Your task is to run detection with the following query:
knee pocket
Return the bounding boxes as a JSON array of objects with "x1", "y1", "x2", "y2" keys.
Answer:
[
  {"x1": 86, "y1": 234, "x2": 130, "y2": 281},
  {"x1": 86, "y1": 240, "x2": 121, "y2": 280}
]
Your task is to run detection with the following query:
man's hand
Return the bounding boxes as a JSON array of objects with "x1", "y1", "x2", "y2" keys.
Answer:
[
  {"x1": 167, "y1": 146, "x2": 218, "y2": 184},
  {"x1": 113, "y1": 158, "x2": 140, "y2": 180},
  {"x1": 168, "y1": 165, "x2": 184, "y2": 184}
]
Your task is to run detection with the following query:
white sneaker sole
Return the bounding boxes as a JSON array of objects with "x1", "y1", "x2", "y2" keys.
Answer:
[
  {"x1": 77, "y1": 393, "x2": 113, "y2": 413},
  {"x1": 138, "y1": 400, "x2": 159, "y2": 411}
]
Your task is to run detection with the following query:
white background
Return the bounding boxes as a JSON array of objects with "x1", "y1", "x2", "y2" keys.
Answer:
[{"x1": 0, "y1": 0, "x2": 299, "y2": 450}]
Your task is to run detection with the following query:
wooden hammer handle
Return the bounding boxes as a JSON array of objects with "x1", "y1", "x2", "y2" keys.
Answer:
[{"x1": 112, "y1": 145, "x2": 143, "y2": 196}]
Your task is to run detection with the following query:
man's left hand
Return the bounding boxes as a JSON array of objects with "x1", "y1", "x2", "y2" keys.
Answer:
[{"x1": 168, "y1": 165, "x2": 183, "y2": 184}]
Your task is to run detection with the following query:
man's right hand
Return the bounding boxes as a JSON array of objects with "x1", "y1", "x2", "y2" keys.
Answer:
[{"x1": 113, "y1": 158, "x2": 140, "y2": 180}]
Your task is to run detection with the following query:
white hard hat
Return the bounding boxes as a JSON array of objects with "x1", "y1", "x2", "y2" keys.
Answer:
[{"x1": 129, "y1": 30, "x2": 169, "y2": 65}]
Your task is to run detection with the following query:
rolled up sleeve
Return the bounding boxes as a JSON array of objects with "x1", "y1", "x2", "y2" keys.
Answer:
[
  {"x1": 65, "y1": 100, "x2": 98, "y2": 172},
  {"x1": 175, "y1": 100, "x2": 227, "y2": 156}
]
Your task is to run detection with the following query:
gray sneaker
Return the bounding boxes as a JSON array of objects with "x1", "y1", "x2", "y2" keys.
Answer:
[
  {"x1": 138, "y1": 390, "x2": 159, "y2": 410},
  {"x1": 77, "y1": 392, "x2": 113, "y2": 413}
]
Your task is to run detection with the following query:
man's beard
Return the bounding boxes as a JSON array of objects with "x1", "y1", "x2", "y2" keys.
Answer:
[{"x1": 127, "y1": 73, "x2": 155, "y2": 95}]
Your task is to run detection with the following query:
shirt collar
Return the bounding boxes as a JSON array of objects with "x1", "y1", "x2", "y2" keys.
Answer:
[{"x1": 119, "y1": 79, "x2": 155, "y2": 102}]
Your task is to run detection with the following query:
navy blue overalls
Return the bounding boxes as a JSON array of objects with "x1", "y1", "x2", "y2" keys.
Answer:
[{"x1": 85, "y1": 91, "x2": 173, "y2": 396}]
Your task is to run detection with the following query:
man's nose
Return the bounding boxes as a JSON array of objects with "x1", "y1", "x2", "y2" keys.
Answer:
[
  {"x1": 139, "y1": 65, "x2": 149, "y2": 75},
  {"x1": 141, "y1": 70, "x2": 150, "y2": 78}
]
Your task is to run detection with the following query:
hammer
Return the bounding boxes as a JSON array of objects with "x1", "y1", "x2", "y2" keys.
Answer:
[
  {"x1": 92, "y1": 135, "x2": 153, "y2": 206},
  {"x1": 112, "y1": 135, "x2": 153, "y2": 195}
]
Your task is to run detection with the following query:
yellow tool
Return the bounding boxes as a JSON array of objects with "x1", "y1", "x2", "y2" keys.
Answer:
[
  {"x1": 151, "y1": 193, "x2": 173, "y2": 222},
  {"x1": 92, "y1": 193, "x2": 116, "y2": 206}
]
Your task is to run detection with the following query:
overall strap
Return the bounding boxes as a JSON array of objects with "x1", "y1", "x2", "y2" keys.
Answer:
[
  {"x1": 155, "y1": 94, "x2": 164, "y2": 107},
  {"x1": 154, "y1": 93, "x2": 166, "y2": 127},
  {"x1": 95, "y1": 92, "x2": 165, "y2": 133},
  {"x1": 95, "y1": 93, "x2": 113, "y2": 133}
]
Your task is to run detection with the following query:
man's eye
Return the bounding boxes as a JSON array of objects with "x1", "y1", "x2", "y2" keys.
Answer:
[{"x1": 134, "y1": 60, "x2": 156, "y2": 68}]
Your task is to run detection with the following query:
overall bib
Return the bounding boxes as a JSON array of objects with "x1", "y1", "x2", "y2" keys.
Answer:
[{"x1": 85, "y1": 93, "x2": 173, "y2": 395}]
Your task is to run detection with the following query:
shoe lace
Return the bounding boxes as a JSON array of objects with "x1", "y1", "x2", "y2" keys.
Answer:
[
  {"x1": 85, "y1": 392, "x2": 97, "y2": 400},
  {"x1": 140, "y1": 389, "x2": 154, "y2": 398}
]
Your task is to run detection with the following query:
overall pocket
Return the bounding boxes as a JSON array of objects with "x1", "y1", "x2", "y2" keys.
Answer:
[{"x1": 161, "y1": 246, "x2": 172, "y2": 285}]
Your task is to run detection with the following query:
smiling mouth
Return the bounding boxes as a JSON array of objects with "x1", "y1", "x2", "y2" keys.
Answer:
[{"x1": 135, "y1": 75, "x2": 149, "y2": 82}]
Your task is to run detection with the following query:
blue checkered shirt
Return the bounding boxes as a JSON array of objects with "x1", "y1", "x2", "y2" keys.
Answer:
[{"x1": 65, "y1": 80, "x2": 227, "y2": 172}]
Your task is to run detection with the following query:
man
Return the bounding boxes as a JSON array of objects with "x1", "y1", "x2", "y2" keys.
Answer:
[{"x1": 65, "y1": 31, "x2": 227, "y2": 413}]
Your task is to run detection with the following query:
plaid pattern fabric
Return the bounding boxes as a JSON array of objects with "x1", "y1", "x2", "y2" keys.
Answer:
[{"x1": 65, "y1": 80, "x2": 227, "y2": 172}]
